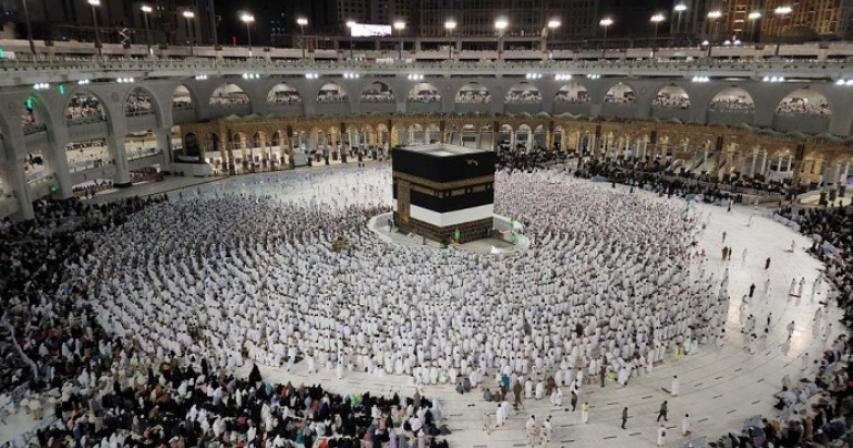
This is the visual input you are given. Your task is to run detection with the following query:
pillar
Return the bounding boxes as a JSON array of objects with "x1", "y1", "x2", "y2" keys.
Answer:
[
  {"x1": 106, "y1": 129, "x2": 131, "y2": 187},
  {"x1": 758, "y1": 150, "x2": 767, "y2": 177},
  {"x1": 155, "y1": 128, "x2": 171, "y2": 170},
  {"x1": 44, "y1": 128, "x2": 73, "y2": 199},
  {"x1": 749, "y1": 149, "x2": 758, "y2": 177},
  {"x1": 1, "y1": 129, "x2": 34, "y2": 220}
]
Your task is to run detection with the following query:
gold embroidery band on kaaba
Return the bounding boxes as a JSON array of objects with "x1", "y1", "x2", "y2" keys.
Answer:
[{"x1": 391, "y1": 172, "x2": 495, "y2": 191}]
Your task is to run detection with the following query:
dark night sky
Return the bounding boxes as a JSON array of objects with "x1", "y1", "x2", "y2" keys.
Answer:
[{"x1": 213, "y1": 0, "x2": 678, "y2": 46}]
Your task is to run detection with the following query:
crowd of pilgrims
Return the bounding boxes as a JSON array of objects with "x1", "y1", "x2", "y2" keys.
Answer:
[
  {"x1": 495, "y1": 144, "x2": 567, "y2": 172},
  {"x1": 504, "y1": 88, "x2": 542, "y2": 104},
  {"x1": 574, "y1": 159, "x2": 749, "y2": 206},
  {"x1": 709, "y1": 97, "x2": 755, "y2": 114},
  {"x1": 317, "y1": 90, "x2": 348, "y2": 104},
  {"x1": 210, "y1": 93, "x2": 251, "y2": 106},
  {"x1": 268, "y1": 91, "x2": 302, "y2": 105},
  {"x1": 652, "y1": 93, "x2": 690, "y2": 110},
  {"x1": 775, "y1": 97, "x2": 832, "y2": 117},
  {"x1": 454, "y1": 89, "x2": 490, "y2": 104},
  {"x1": 65, "y1": 95, "x2": 105, "y2": 124},
  {"x1": 704, "y1": 204, "x2": 853, "y2": 448},
  {"x1": 360, "y1": 86, "x2": 395, "y2": 104},
  {"x1": 0, "y1": 191, "x2": 451, "y2": 448},
  {"x1": 124, "y1": 93, "x2": 154, "y2": 115},
  {"x1": 53, "y1": 167, "x2": 729, "y2": 416},
  {"x1": 407, "y1": 90, "x2": 440, "y2": 104},
  {"x1": 554, "y1": 90, "x2": 589, "y2": 105},
  {"x1": 603, "y1": 90, "x2": 635, "y2": 105},
  {"x1": 4, "y1": 160, "x2": 848, "y2": 446}
]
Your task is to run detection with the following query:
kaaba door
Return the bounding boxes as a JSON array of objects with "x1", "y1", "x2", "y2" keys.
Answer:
[{"x1": 398, "y1": 180, "x2": 411, "y2": 224}]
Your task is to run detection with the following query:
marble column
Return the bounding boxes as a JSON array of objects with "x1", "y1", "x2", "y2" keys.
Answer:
[
  {"x1": 106, "y1": 129, "x2": 131, "y2": 187},
  {"x1": 0, "y1": 128, "x2": 34, "y2": 220}
]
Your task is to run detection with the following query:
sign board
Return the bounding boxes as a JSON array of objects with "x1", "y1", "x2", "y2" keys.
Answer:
[{"x1": 350, "y1": 23, "x2": 392, "y2": 37}]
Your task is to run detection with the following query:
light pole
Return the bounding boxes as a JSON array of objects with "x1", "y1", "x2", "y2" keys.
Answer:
[
  {"x1": 494, "y1": 17, "x2": 508, "y2": 61},
  {"x1": 650, "y1": 13, "x2": 664, "y2": 56},
  {"x1": 183, "y1": 10, "x2": 195, "y2": 56},
  {"x1": 650, "y1": 13, "x2": 665, "y2": 39},
  {"x1": 774, "y1": 5, "x2": 792, "y2": 56},
  {"x1": 140, "y1": 5, "x2": 153, "y2": 57},
  {"x1": 544, "y1": 18, "x2": 560, "y2": 58},
  {"x1": 706, "y1": 10, "x2": 722, "y2": 46},
  {"x1": 393, "y1": 20, "x2": 406, "y2": 61},
  {"x1": 444, "y1": 19, "x2": 456, "y2": 61},
  {"x1": 599, "y1": 17, "x2": 613, "y2": 53},
  {"x1": 747, "y1": 11, "x2": 761, "y2": 43},
  {"x1": 674, "y1": 3, "x2": 687, "y2": 35},
  {"x1": 346, "y1": 20, "x2": 356, "y2": 61},
  {"x1": 87, "y1": 0, "x2": 102, "y2": 58},
  {"x1": 20, "y1": 0, "x2": 36, "y2": 55},
  {"x1": 240, "y1": 12, "x2": 254, "y2": 56},
  {"x1": 297, "y1": 17, "x2": 308, "y2": 60}
]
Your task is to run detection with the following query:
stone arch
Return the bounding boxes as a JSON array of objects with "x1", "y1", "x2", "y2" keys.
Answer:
[
  {"x1": 455, "y1": 82, "x2": 491, "y2": 104},
  {"x1": 652, "y1": 84, "x2": 690, "y2": 109},
  {"x1": 505, "y1": 82, "x2": 541, "y2": 104},
  {"x1": 266, "y1": 83, "x2": 302, "y2": 105},
  {"x1": 317, "y1": 82, "x2": 348, "y2": 104},
  {"x1": 209, "y1": 84, "x2": 250, "y2": 106},
  {"x1": 181, "y1": 131, "x2": 201, "y2": 159},
  {"x1": 708, "y1": 87, "x2": 755, "y2": 113},
  {"x1": 426, "y1": 123, "x2": 441, "y2": 143},
  {"x1": 515, "y1": 124, "x2": 533, "y2": 148},
  {"x1": 604, "y1": 82, "x2": 635, "y2": 104},
  {"x1": 775, "y1": 88, "x2": 831, "y2": 117},
  {"x1": 172, "y1": 85, "x2": 194, "y2": 109},
  {"x1": 408, "y1": 83, "x2": 441, "y2": 103},
  {"x1": 376, "y1": 123, "x2": 390, "y2": 147},
  {"x1": 360, "y1": 81, "x2": 395, "y2": 103},
  {"x1": 555, "y1": 82, "x2": 590, "y2": 104},
  {"x1": 64, "y1": 90, "x2": 108, "y2": 126}
]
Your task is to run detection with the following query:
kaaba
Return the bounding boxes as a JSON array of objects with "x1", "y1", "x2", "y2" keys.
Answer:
[{"x1": 391, "y1": 143, "x2": 496, "y2": 244}]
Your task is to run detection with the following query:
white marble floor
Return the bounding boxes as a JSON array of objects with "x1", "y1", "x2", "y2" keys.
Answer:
[{"x1": 1, "y1": 175, "x2": 841, "y2": 448}]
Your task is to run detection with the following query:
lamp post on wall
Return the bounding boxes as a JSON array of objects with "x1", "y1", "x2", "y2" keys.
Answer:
[
  {"x1": 674, "y1": 3, "x2": 687, "y2": 35},
  {"x1": 297, "y1": 17, "x2": 308, "y2": 60},
  {"x1": 774, "y1": 5, "x2": 792, "y2": 56},
  {"x1": 494, "y1": 17, "x2": 508, "y2": 62},
  {"x1": 140, "y1": 5, "x2": 153, "y2": 57},
  {"x1": 544, "y1": 18, "x2": 561, "y2": 58},
  {"x1": 650, "y1": 13, "x2": 665, "y2": 57},
  {"x1": 747, "y1": 11, "x2": 761, "y2": 43},
  {"x1": 706, "y1": 10, "x2": 722, "y2": 43},
  {"x1": 240, "y1": 12, "x2": 255, "y2": 56},
  {"x1": 599, "y1": 17, "x2": 613, "y2": 55},
  {"x1": 444, "y1": 19, "x2": 456, "y2": 60},
  {"x1": 346, "y1": 20, "x2": 356, "y2": 61},
  {"x1": 183, "y1": 10, "x2": 195, "y2": 56},
  {"x1": 393, "y1": 20, "x2": 406, "y2": 61},
  {"x1": 87, "y1": 0, "x2": 102, "y2": 58}
]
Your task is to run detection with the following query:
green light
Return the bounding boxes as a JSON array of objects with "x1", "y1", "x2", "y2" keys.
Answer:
[
  {"x1": 58, "y1": 85, "x2": 65, "y2": 95},
  {"x1": 25, "y1": 97, "x2": 33, "y2": 110},
  {"x1": 0, "y1": 49, "x2": 5, "y2": 59}
]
